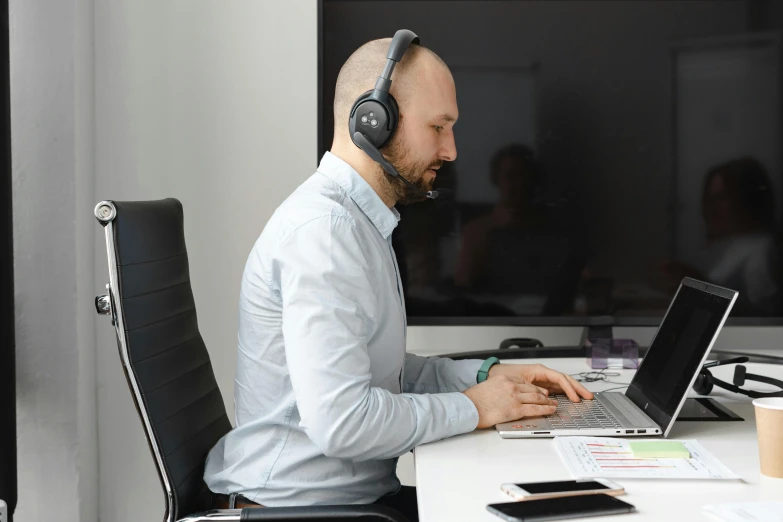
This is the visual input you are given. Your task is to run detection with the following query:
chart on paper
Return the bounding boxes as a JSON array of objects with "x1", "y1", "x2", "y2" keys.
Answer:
[{"x1": 554, "y1": 437, "x2": 739, "y2": 480}]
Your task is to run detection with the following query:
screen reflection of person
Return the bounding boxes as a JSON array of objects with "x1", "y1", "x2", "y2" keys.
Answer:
[
  {"x1": 394, "y1": 160, "x2": 519, "y2": 318},
  {"x1": 663, "y1": 156, "x2": 781, "y2": 315},
  {"x1": 453, "y1": 144, "x2": 585, "y2": 315},
  {"x1": 455, "y1": 143, "x2": 547, "y2": 289}
]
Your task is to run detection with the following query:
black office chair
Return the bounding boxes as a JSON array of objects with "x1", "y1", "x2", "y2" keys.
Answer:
[{"x1": 94, "y1": 198, "x2": 408, "y2": 522}]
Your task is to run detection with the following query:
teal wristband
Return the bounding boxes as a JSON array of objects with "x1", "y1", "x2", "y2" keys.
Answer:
[{"x1": 477, "y1": 357, "x2": 500, "y2": 383}]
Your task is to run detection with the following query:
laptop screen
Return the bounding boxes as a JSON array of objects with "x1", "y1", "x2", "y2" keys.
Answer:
[{"x1": 625, "y1": 279, "x2": 737, "y2": 434}]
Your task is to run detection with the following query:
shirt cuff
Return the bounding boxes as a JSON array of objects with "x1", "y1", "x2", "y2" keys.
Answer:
[
  {"x1": 440, "y1": 391, "x2": 480, "y2": 435},
  {"x1": 459, "y1": 359, "x2": 485, "y2": 386}
]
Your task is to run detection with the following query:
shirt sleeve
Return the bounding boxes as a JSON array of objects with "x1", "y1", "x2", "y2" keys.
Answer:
[
  {"x1": 276, "y1": 214, "x2": 478, "y2": 462},
  {"x1": 403, "y1": 354, "x2": 484, "y2": 393}
]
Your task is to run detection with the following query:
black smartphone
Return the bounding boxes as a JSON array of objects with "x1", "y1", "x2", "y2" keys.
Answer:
[{"x1": 487, "y1": 493, "x2": 636, "y2": 522}]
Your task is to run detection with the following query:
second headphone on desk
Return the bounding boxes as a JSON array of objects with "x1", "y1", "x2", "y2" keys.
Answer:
[{"x1": 692, "y1": 356, "x2": 783, "y2": 398}]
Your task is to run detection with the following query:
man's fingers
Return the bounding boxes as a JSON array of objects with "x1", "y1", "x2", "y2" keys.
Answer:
[
  {"x1": 566, "y1": 374, "x2": 595, "y2": 399},
  {"x1": 518, "y1": 392, "x2": 558, "y2": 406},
  {"x1": 550, "y1": 371, "x2": 582, "y2": 402},
  {"x1": 515, "y1": 383, "x2": 550, "y2": 396},
  {"x1": 516, "y1": 403, "x2": 558, "y2": 418},
  {"x1": 539, "y1": 368, "x2": 594, "y2": 402}
]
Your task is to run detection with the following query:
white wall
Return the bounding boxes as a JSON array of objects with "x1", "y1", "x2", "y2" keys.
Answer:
[
  {"x1": 92, "y1": 2, "x2": 318, "y2": 521},
  {"x1": 10, "y1": 0, "x2": 98, "y2": 521}
]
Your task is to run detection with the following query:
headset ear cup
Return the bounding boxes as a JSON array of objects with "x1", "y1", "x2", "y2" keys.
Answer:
[
  {"x1": 693, "y1": 370, "x2": 714, "y2": 395},
  {"x1": 385, "y1": 94, "x2": 399, "y2": 139},
  {"x1": 349, "y1": 91, "x2": 399, "y2": 150},
  {"x1": 349, "y1": 90, "x2": 374, "y2": 148},
  {"x1": 733, "y1": 365, "x2": 747, "y2": 386}
]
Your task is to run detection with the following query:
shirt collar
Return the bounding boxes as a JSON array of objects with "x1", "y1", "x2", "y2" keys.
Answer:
[{"x1": 317, "y1": 151, "x2": 400, "y2": 239}]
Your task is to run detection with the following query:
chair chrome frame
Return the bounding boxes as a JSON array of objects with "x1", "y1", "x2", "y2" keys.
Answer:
[
  {"x1": 93, "y1": 200, "x2": 251, "y2": 521},
  {"x1": 176, "y1": 510, "x2": 242, "y2": 522},
  {"x1": 95, "y1": 200, "x2": 193, "y2": 522}
]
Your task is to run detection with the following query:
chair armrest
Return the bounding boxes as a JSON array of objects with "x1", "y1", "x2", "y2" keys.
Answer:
[
  {"x1": 177, "y1": 505, "x2": 409, "y2": 522},
  {"x1": 240, "y1": 505, "x2": 409, "y2": 521}
]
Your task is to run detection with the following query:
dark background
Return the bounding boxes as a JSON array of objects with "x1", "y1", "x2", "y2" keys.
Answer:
[{"x1": 321, "y1": 1, "x2": 783, "y2": 325}]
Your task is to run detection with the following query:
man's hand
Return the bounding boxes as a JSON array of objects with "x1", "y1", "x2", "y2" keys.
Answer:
[
  {"x1": 488, "y1": 363, "x2": 594, "y2": 403},
  {"x1": 462, "y1": 375, "x2": 558, "y2": 429}
]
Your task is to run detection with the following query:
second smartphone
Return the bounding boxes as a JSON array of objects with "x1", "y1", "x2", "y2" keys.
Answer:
[
  {"x1": 488, "y1": 494, "x2": 636, "y2": 522},
  {"x1": 501, "y1": 479, "x2": 624, "y2": 501}
]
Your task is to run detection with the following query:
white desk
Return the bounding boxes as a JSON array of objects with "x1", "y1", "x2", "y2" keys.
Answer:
[{"x1": 414, "y1": 358, "x2": 783, "y2": 522}]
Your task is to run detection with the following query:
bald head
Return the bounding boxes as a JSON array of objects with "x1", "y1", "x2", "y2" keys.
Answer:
[{"x1": 332, "y1": 38, "x2": 449, "y2": 143}]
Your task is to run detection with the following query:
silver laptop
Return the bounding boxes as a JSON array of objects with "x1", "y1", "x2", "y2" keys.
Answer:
[{"x1": 496, "y1": 278, "x2": 738, "y2": 438}]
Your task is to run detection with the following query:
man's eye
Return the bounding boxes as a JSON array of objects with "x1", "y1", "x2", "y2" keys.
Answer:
[{"x1": 434, "y1": 125, "x2": 443, "y2": 133}]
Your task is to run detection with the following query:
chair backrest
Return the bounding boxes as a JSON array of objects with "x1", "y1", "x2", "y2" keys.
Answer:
[{"x1": 95, "y1": 199, "x2": 232, "y2": 522}]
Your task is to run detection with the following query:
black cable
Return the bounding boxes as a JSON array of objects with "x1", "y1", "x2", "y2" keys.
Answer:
[
  {"x1": 568, "y1": 369, "x2": 630, "y2": 390},
  {"x1": 571, "y1": 368, "x2": 613, "y2": 382},
  {"x1": 571, "y1": 369, "x2": 627, "y2": 385},
  {"x1": 571, "y1": 368, "x2": 621, "y2": 382}
]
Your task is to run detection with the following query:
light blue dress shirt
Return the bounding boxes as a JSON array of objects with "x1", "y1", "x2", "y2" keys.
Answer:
[{"x1": 204, "y1": 152, "x2": 482, "y2": 506}]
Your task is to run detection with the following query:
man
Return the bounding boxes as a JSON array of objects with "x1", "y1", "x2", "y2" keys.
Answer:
[{"x1": 204, "y1": 36, "x2": 593, "y2": 521}]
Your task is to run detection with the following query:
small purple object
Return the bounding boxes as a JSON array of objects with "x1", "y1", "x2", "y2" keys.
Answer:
[{"x1": 585, "y1": 338, "x2": 639, "y2": 369}]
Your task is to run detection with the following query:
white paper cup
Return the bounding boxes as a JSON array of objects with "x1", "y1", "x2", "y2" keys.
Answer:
[{"x1": 753, "y1": 397, "x2": 783, "y2": 478}]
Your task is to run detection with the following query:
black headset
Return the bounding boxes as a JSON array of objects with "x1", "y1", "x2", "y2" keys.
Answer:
[
  {"x1": 349, "y1": 29, "x2": 446, "y2": 200},
  {"x1": 692, "y1": 356, "x2": 783, "y2": 398}
]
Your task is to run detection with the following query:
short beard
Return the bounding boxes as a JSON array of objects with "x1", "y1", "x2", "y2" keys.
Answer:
[{"x1": 381, "y1": 134, "x2": 440, "y2": 206}]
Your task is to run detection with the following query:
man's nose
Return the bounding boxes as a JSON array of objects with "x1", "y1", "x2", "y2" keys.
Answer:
[{"x1": 440, "y1": 131, "x2": 457, "y2": 162}]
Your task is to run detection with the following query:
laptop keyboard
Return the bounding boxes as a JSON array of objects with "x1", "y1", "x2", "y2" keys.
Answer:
[{"x1": 547, "y1": 395, "x2": 623, "y2": 430}]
